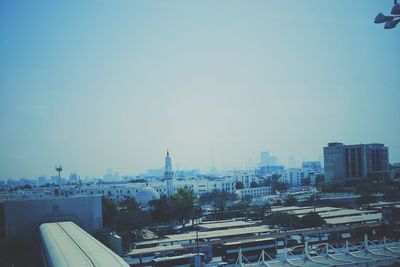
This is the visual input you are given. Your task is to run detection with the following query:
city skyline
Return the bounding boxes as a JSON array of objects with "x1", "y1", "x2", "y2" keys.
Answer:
[
  {"x1": 1, "y1": 1, "x2": 399, "y2": 179},
  {"x1": 0, "y1": 144, "x2": 395, "y2": 181}
]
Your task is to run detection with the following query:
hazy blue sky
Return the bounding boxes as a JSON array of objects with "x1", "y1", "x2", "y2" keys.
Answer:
[{"x1": 1, "y1": 1, "x2": 399, "y2": 179}]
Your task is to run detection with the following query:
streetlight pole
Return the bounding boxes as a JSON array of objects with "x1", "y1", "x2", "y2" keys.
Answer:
[
  {"x1": 55, "y1": 165, "x2": 62, "y2": 196},
  {"x1": 55, "y1": 165, "x2": 62, "y2": 185}
]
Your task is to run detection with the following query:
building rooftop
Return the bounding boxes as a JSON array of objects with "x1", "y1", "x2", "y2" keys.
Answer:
[
  {"x1": 134, "y1": 225, "x2": 276, "y2": 247},
  {"x1": 269, "y1": 206, "x2": 314, "y2": 213},
  {"x1": 288, "y1": 207, "x2": 341, "y2": 216},
  {"x1": 198, "y1": 220, "x2": 255, "y2": 231},
  {"x1": 268, "y1": 206, "x2": 340, "y2": 215},
  {"x1": 127, "y1": 244, "x2": 184, "y2": 256},
  {"x1": 40, "y1": 221, "x2": 129, "y2": 267},
  {"x1": 297, "y1": 209, "x2": 378, "y2": 219},
  {"x1": 324, "y1": 213, "x2": 382, "y2": 225}
]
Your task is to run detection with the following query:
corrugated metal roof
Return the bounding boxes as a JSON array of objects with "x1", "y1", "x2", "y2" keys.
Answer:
[
  {"x1": 134, "y1": 225, "x2": 276, "y2": 246},
  {"x1": 324, "y1": 213, "x2": 382, "y2": 225},
  {"x1": 199, "y1": 220, "x2": 255, "y2": 230}
]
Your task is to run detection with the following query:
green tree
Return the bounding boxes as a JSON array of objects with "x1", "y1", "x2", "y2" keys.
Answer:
[
  {"x1": 102, "y1": 196, "x2": 118, "y2": 227},
  {"x1": 354, "y1": 181, "x2": 377, "y2": 207},
  {"x1": 236, "y1": 181, "x2": 244, "y2": 189},
  {"x1": 243, "y1": 194, "x2": 253, "y2": 202},
  {"x1": 149, "y1": 195, "x2": 173, "y2": 224},
  {"x1": 354, "y1": 181, "x2": 375, "y2": 196},
  {"x1": 301, "y1": 177, "x2": 311, "y2": 186},
  {"x1": 315, "y1": 175, "x2": 324, "y2": 184},
  {"x1": 251, "y1": 203, "x2": 271, "y2": 220},
  {"x1": 272, "y1": 182, "x2": 289, "y2": 192},
  {"x1": 199, "y1": 190, "x2": 237, "y2": 205},
  {"x1": 171, "y1": 187, "x2": 196, "y2": 227},
  {"x1": 262, "y1": 178, "x2": 272, "y2": 187},
  {"x1": 250, "y1": 181, "x2": 258, "y2": 188},
  {"x1": 271, "y1": 174, "x2": 281, "y2": 183},
  {"x1": 122, "y1": 196, "x2": 142, "y2": 212},
  {"x1": 325, "y1": 183, "x2": 342, "y2": 193},
  {"x1": 93, "y1": 229, "x2": 111, "y2": 247},
  {"x1": 300, "y1": 212, "x2": 325, "y2": 228},
  {"x1": 115, "y1": 210, "x2": 151, "y2": 244},
  {"x1": 193, "y1": 204, "x2": 203, "y2": 219},
  {"x1": 264, "y1": 213, "x2": 300, "y2": 228},
  {"x1": 303, "y1": 194, "x2": 321, "y2": 206},
  {"x1": 318, "y1": 182, "x2": 327, "y2": 194},
  {"x1": 228, "y1": 200, "x2": 250, "y2": 218},
  {"x1": 284, "y1": 195, "x2": 298, "y2": 206},
  {"x1": 357, "y1": 194, "x2": 377, "y2": 206},
  {"x1": 384, "y1": 191, "x2": 400, "y2": 201},
  {"x1": 0, "y1": 202, "x2": 4, "y2": 238},
  {"x1": 377, "y1": 223, "x2": 392, "y2": 238},
  {"x1": 212, "y1": 199, "x2": 226, "y2": 220}
]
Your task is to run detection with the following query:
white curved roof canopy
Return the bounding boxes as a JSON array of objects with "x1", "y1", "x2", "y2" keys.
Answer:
[{"x1": 40, "y1": 221, "x2": 129, "y2": 267}]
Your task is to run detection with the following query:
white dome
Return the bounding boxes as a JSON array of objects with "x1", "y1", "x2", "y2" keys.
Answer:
[{"x1": 136, "y1": 186, "x2": 160, "y2": 208}]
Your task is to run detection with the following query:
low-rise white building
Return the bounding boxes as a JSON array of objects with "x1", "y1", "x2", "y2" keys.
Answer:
[
  {"x1": 63, "y1": 183, "x2": 160, "y2": 208},
  {"x1": 236, "y1": 186, "x2": 272, "y2": 199}
]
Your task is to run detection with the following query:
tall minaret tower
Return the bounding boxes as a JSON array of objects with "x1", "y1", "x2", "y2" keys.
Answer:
[{"x1": 164, "y1": 150, "x2": 174, "y2": 196}]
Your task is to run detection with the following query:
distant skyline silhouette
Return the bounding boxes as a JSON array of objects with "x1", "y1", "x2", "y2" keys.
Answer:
[{"x1": 0, "y1": 1, "x2": 399, "y2": 179}]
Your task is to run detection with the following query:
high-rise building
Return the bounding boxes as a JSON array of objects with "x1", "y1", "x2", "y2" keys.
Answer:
[
  {"x1": 302, "y1": 161, "x2": 322, "y2": 170},
  {"x1": 288, "y1": 154, "x2": 297, "y2": 168},
  {"x1": 69, "y1": 172, "x2": 79, "y2": 183},
  {"x1": 164, "y1": 150, "x2": 174, "y2": 196},
  {"x1": 324, "y1": 142, "x2": 389, "y2": 185},
  {"x1": 37, "y1": 176, "x2": 48, "y2": 186},
  {"x1": 259, "y1": 151, "x2": 277, "y2": 167}
]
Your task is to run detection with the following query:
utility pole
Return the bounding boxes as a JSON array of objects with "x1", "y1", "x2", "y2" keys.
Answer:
[
  {"x1": 194, "y1": 204, "x2": 201, "y2": 267},
  {"x1": 196, "y1": 217, "x2": 199, "y2": 255}
]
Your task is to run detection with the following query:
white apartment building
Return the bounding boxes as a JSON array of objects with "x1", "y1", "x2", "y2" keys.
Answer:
[
  {"x1": 280, "y1": 168, "x2": 324, "y2": 187},
  {"x1": 227, "y1": 170, "x2": 261, "y2": 188},
  {"x1": 280, "y1": 168, "x2": 304, "y2": 187}
]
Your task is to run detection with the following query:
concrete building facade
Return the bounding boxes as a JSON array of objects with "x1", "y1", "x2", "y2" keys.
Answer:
[
  {"x1": 3, "y1": 195, "x2": 102, "y2": 239},
  {"x1": 324, "y1": 142, "x2": 389, "y2": 185}
]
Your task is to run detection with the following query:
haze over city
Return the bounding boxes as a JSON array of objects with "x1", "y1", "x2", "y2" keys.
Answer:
[{"x1": 1, "y1": 1, "x2": 399, "y2": 179}]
